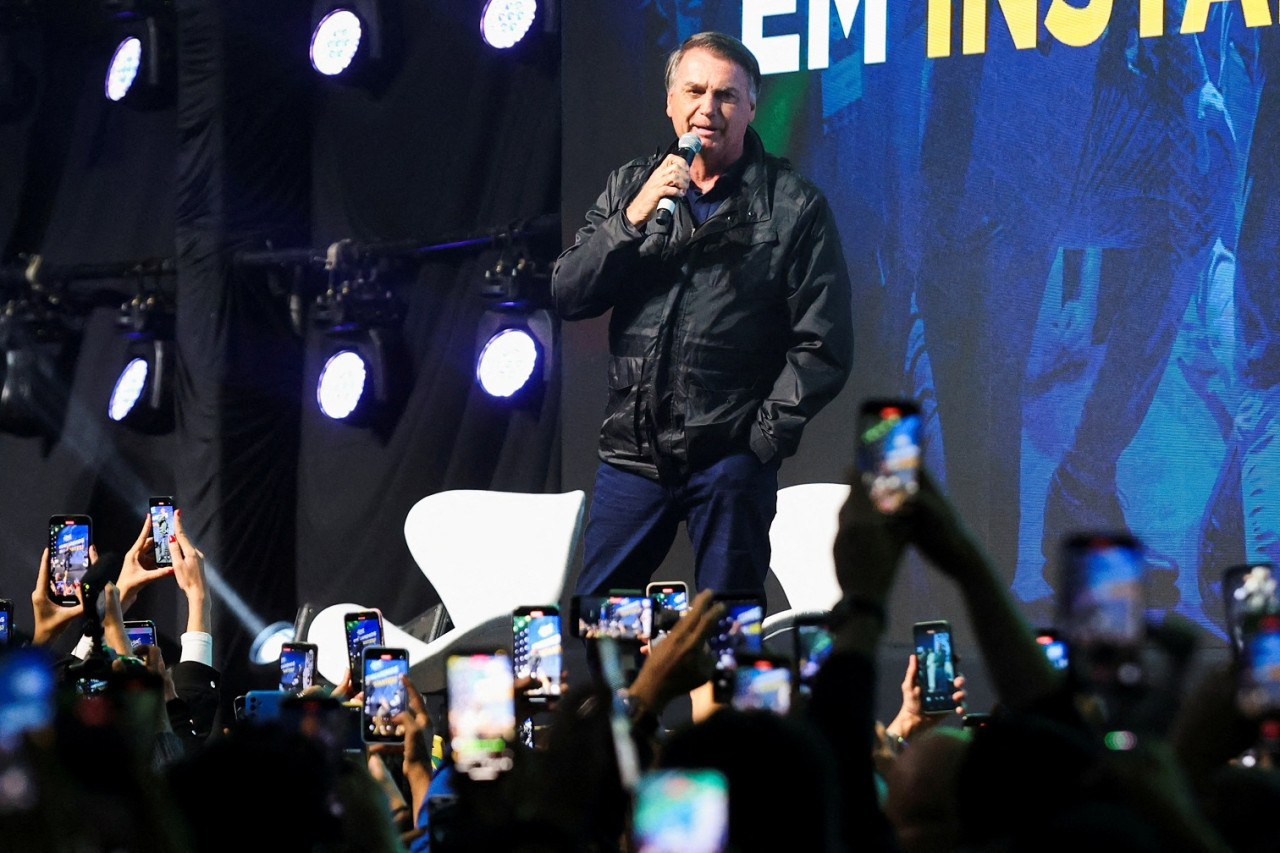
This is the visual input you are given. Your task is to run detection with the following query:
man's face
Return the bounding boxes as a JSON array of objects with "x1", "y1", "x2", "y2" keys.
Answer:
[{"x1": 666, "y1": 46, "x2": 756, "y2": 172}]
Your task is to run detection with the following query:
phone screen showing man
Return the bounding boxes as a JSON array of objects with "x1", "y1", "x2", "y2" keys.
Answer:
[
  {"x1": 913, "y1": 621, "x2": 959, "y2": 714},
  {"x1": 512, "y1": 609, "x2": 562, "y2": 699},
  {"x1": 149, "y1": 499, "x2": 176, "y2": 568},
  {"x1": 709, "y1": 597, "x2": 764, "y2": 702},
  {"x1": 344, "y1": 611, "x2": 384, "y2": 691},
  {"x1": 362, "y1": 648, "x2": 408, "y2": 743},
  {"x1": 48, "y1": 518, "x2": 91, "y2": 606}
]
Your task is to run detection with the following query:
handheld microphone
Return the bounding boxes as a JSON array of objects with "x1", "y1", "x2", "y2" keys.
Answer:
[{"x1": 653, "y1": 132, "x2": 702, "y2": 227}]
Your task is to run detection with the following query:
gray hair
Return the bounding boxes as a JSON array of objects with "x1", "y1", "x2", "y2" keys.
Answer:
[{"x1": 663, "y1": 31, "x2": 761, "y2": 104}]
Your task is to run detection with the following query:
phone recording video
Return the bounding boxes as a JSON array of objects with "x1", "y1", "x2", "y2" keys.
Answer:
[
  {"x1": 280, "y1": 694, "x2": 363, "y2": 757},
  {"x1": 362, "y1": 646, "x2": 409, "y2": 743},
  {"x1": 1223, "y1": 563, "x2": 1277, "y2": 656},
  {"x1": 0, "y1": 599, "x2": 12, "y2": 647},
  {"x1": 709, "y1": 595, "x2": 764, "y2": 703},
  {"x1": 124, "y1": 620, "x2": 157, "y2": 650},
  {"x1": 1035, "y1": 629, "x2": 1069, "y2": 671},
  {"x1": 570, "y1": 593, "x2": 652, "y2": 642},
  {"x1": 446, "y1": 651, "x2": 516, "y2": 781},
  {"x1": 512, "y1": 606, "x2": 562, "y2": 701},
  {"x1": 1058, "y1": 532, "x2": 1148, "y2": 691},
  {"x1": 149, "y1": 497, "x2": 176, "y2": 568},
  {"x1": 279, "y1": 641, "x2": 318, "y2": 693},
  {"x1": 344, "y1": 609, "x2": 384, "y2": 693},
  {"x1": 793, "y1": 614, "x2": 834, "y2": 697},
  {"x1": 731, "y1": 653, "x2": 792, "y2": 713},
  {"x1": 47, "y1": 515, "x2": 92, "y2": 607},
  {"x1": 0, "y1": 646, "x2": 56, "y2": 751},
  {"x1": 913, "y1": 620, "x2": 959, "y2": 714},
  {"x1": 647, "y1": 582, "x2": 690, "y2": 646},
  {"x1": 856, "y1": 399, "x2": 922, "y2": 514},
  {"x1": 1237, "y1": 612, "x2": 1280, "y2": 719},
  {"x1": 631, "y1": 769, "x2": 730, "y2": 853}
]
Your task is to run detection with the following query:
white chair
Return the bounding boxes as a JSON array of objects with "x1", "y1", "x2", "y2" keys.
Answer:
[
  {"x1": 306, "y1": 489, "x2": 587, "y2": 692},
  {"x1": 762, "y1": 483, "x2": 850, "y2": 644}
]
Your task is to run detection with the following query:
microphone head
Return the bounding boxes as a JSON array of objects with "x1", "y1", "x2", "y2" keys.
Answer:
[{"x1": 677, "y1": 132, "x2": 702, "y2": 154}]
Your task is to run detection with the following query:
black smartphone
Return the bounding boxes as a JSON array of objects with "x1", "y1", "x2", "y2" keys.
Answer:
[
  {"x1": 570, "y1": 593, "x2": 653, "y2": 642},
  {"x1": 1237, "y1": 612, "x2": 1280, "y2": 719},
  {"x1": 1223, "y1": 563, "x2": 1277, "y2": 656},
  {"x1": 279, "y1": 641, "x2": 319, "y2": 693},
  {"x1": 124, "y1": 619, "x2": 157, "y2": 650},
  {"x1": 280, "y1": 693, "x2": 364, "y2": 756},
  {"x1": 1035, "y1": 628, "x2": 1070, "y2": 671},
  {"x1": 0, "y1": 599, "x2": 12, "y2": 647},
  {"x1": 913, "y1": 620, "x2": 960, "y2": 714},
  {"x1": 446, "y1": 650, "x2": 516, "y2": 781},
  {"x1": 731, "y1": 652, "x2": 792, "y2": 713},
  {"x1": 856, "y1": 399, "x2": 922, "y2": 514},
  {"x1": 344, "y1": 609, "x2": 385, "y2": 693},
  {"x1": 631, "y1": 768, "x2": 730, "y2": 853},
  {"x1": 148, "y1": 497, "x2": 176, "y2": 568},
  {"x1": 362, "y1": 646, "x2": 409, "y2": 744},
  {"x1": 709, "y1": 593, "x2": 765, "y2": 703},
  {"x1": 962, "y1": 712, "x2": 992, "y2": 731},
  {"x1": 793, "y1": 613, "x2": 834, "y2": 697},
  {"x1": 511, "y1": 606, "x2": 562, "y2": 701},
  {"x1": 47, "y1": 514, "x2": 92, "y2": 607},
  {"x1": 1058, "y1": 532, "x2": 1147, "y2": 689},
  {"x1": 647, "y1": 581, "x2": 690, "y2": 645}
]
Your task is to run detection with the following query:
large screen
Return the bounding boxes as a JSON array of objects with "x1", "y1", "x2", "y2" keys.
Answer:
[{"x1": 563, "y1": 1, "x2": 1279, "y2": 641}]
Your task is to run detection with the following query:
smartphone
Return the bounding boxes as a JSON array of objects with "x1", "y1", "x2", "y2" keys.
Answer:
[
  {"x1": 47, "y1": 514, "x2": 92, "y2": 607},
  {"x1": 856, "y1": 399, "x2": 922, "y2": 514},
  {"x1": 793, "y1": 613, "x2": 834, "y2": 697},
  {"x1": 1237, "y1": 612, "x2": 1280, "y2": 719},
  {"x1": 913, "y1": 620, "x2": 960, "y2": 714},
  {"x1": 446, "y1": 651, "x2": 516, "y2": 781},
  {"x1": 647, "y1": 582, "x2": 690, "y2": 645},
  {"x1": 124, "y1": 620, "x2": 157, "y2": 650},
  {"x1": 1035, "y1": 628, "x2": 1070, "y2": 671},
  {"x1": 709, "y1": 593, "x2": 765, "y2": 703},
  {"x1": 344, "y1": 609, "x2": 385, "y2": 693},
  {"x1": 731, "y1": 653, "x2": 792, "y2": 713},
  {"x1": 280, "y1": 693, "x2": 364, "y2": 756},
  {"x1": 511, "y1": 606, "x2": 562, "y2": 701},
  {"x1": 279, "y1": 641, "x2": 319, "y2": 693},
  {"x1": 0, "y1": 599, "x2": 12, "y2": 647},
  {"x1": 362, "y1": 646, "x2": 409, "y2": 744},
  {"x1": 1058, "y1": 532, "x2": 1147, "y2": 689},
  {"x1": 962, "y1": 712, "x2": 992, "y2": 731},
  {"x1": 570, "y1": 593, "x2": 653, "y2": 642},
  {"x1": 148, "y1": 497, "x2": 176, "y2": 568},
  {"x1": 1223, "y1": 563, "x2": 1277, "y2": 656},
  {"x1": 0, "y1": 645, "x2": 57, "y2": 750},
  {"x1": 242, "y1": 689, "x2": 289, "y2": 724},
  {"x1": 631, "y1": 768, "x2": 730, "y2": 853}
]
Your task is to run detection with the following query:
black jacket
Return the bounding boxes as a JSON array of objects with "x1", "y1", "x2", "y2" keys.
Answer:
[{"x1": 553, "y1": 128, "x2": 853, "y2": 481}]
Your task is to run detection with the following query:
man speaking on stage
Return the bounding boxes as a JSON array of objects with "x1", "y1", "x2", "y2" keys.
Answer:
[{"x1": 552, "y1": 31, "x2": 854, "y2": 599}]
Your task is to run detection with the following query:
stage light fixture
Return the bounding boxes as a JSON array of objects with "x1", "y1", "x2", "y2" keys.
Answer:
[
  {"x1": 475, "y1": 308, "x2": 553, "y2": 402},
  {"x1": 249, "y1": 620, "x2": 294, "y2": 666},
  {"x1": 312, "y1": 269, "x2": 407, "y2": 426},
  {"x1": 480, "y1": 0, "x2": 539, "y2": 49},
  {"x1": 102, "y1": 1, "x2": 174, "y2": 109},
  {"x1": 107, "y1": 337, "x2": 173, "y2": 433},
  {"x1": 310, "y1": 1, "x2": 398, "y2": 87},
  {"x1": 0, "y1": 304, "x2": 71, "y2": 439}
]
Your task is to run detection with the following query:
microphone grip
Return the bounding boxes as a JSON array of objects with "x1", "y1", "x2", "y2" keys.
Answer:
[{"x1": 654, "y1": 199, "x2": 676, "y2": 227}]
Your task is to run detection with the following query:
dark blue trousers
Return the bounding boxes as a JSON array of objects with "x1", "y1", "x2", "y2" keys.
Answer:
[{"x1": 574, "y1": 452, "x2": 779, "y2": 597}]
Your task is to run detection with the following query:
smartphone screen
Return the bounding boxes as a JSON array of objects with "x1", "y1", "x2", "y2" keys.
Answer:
[
  {"x1": 731, "y1": 654, "x2": 792, "y2": 713},
  {"x1": 571, "y1": 594, "x2": 652, "y2": 641},
  {"x1": 648, "y1": 583, "x2": 690, "y2": 646},
  {"x1": 279, "y1": 641, "x2": 318, "y2": 693},
  {"x1": 856, "y1": 399, "x2": 922, "y2": 514},
  {"x1": 1238, "y1": 613, "x2": 1280, "y2": 719},
  {"x1": 0, "y1": 646, "x2": 56, "y2": 751},
  {"x1": 124, "y1": 620, "x2": 157, "y2": 650},
  {"x1": 362, "y1": 646, "x2": 409, "y2": 743},
  {"x1": 1059, "y1": 533, "x2": 1147, "y2": 649},
  {"x1": 632, "y1": 769, "x2": 730, "y2": 853},
  {"x1": 0, "y1": 599, "x2": 12, "y2": 647},
  {"x1": 446, "y1": 651, "x2": 515, "y2": 781},
  {"x1": 149, "y1": 497, "x2": 176, "y2": 568},
  {"x1": 344, "y1": 610, "x2": 384, "y2": 692},
  {"x1": 914, "y1": 620, "x2": 959, "y2": 714},
  {"x1": 281, "y1": 694, "x2": 364, "y2": 756},
  {"x1": 1223, "y1": 563, "x2": 1277, "y2": 655},
  {"x1": 794, "y1": 617, "x2": 834, "y2": 697},
  {"x1": 511, "y1": 607, "x2": 562, "y2": 700},
  {"x1": 1035, "y1": 629, "x2": 1070, "y2": 671},
  {"x1": 47, "y1": 515, "x2": 92, "y2": 607},
  {"x1": 709, "y1": 595, "x2": 764, "y2": 703}
]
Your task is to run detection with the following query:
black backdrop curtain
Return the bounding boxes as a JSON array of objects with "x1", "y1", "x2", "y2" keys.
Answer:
[{"x1": 0, "y1": 0, "x2": 561, "y2": 706}]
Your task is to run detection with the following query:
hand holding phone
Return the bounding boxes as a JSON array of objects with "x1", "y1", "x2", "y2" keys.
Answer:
[
  {"x1": 1058, "y1": 532, "x2": 1147, "y2": 690},
  {"x1": 446, "y1": 651, "x2": 516, "y2": 781},
  {"x1": 731, "y1": 653, "x2": 792, "y2": 713},
  {"x1": 708, "y1": 594, "x2": 765, "y2": 703},
  {"x1": 47, "y1": 515, "x2": 92, "y2": 607},
  {"x1": 279, "y1": 641, "x2": 319, "y2": 693},
  {"x1": 344, "y1": 609, "x2": 385, "y2": 693},
  {"x1": 512, "y1": 606, "x2": 562, "y2": 701},
  {"x1": 124, "y1": 619, "x2": 157, "y2": 650},
  {"x1": 570, "y1": 594, "x2": 652, "y2": 642},
  {"x1": 362, "y1": 646, "x2": 409, "y2": 743},
  {"x1": 913, "y1": 620, "x2": 960, "y2": 714}
]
